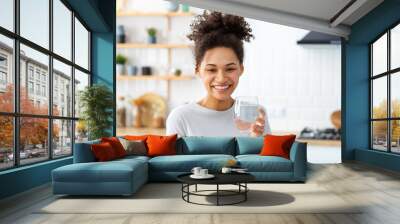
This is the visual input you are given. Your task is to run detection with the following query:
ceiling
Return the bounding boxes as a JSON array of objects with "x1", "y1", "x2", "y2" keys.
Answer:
[{"x1": 172, "y1": 0, "x2": 384, "y2": 38}]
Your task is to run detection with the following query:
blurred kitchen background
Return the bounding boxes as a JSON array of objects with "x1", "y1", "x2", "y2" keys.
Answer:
[{"x1": 115, "y1": 0, "x2": 342, "y2": 163}]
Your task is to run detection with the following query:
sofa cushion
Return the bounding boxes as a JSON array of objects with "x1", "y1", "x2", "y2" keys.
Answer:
[
  {"x1": 236, "y1": 137, "x2": 263, "y2": 155},
  {"x1": 91, "y1": 142, "x2": 118, "y2": 161},
  {"x1": 260, "y1": 134, "x2": 296, "y2": 159},
  {"x1": 149, "y1": 154, "x2": 235, "y2": 172},
  {"x1": 101, "y1": 137, "x2": 127, "y2": 158},
  {"x1": 124, "y1": 135, "x2": 148, "y2": 141},
  {"x1": 236, "y1": 155, "x2": 293, "y2": 172},
  {"x1": 147, "y1": 134, "x2": 177, "y2": 157},
  {"x1": 176, "y1": 137, "x2": 236, "y2": 155},
  {"x1": 118, "y1": 138, "x2": 147, "y2": 156},
  {"x1": 53, "y1": 158, "x2": 147, "y2": 183},
  {"x1": 114, "y1": 155, "x2": 150, "y2": 164}
]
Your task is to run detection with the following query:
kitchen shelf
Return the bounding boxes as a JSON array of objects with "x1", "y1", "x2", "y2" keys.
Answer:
[
  {"x1": 117, "y1": 11, "x2": 195, "y2": 17},
  {"x1": 117, "y1": 9, "x2": 196, "y2": 102},
  {"x1": 117, "y1": 75, "x2": 195, "y2": 99},
  {"x1": 117, "y1": 75, "x2": 195, "y2": 81},
  {"x1": 117, "y1": 43, "x2": 193, "y2": 49}
]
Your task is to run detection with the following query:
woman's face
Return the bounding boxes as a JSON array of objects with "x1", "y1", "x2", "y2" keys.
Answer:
[{"x1": 196, "y1": 47, "x2": 243, "y2": 101}]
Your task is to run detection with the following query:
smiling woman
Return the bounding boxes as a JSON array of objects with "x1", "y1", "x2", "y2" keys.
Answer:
[{"x1": 166, "y1": 11, "x2": 271, "y2": 137}]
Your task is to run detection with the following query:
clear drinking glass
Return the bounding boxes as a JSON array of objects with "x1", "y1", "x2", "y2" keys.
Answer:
[{"x1": 234, "y1": 96, "x2": 259, "y2": 133}]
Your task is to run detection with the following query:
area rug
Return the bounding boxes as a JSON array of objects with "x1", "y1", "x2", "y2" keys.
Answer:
[{"x1": 37, "y1": 183, "x2": 362, "y2": 214}]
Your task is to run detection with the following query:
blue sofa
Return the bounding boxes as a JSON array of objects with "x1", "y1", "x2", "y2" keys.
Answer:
[{"x1": 52, "y1": 136, "x2": 307, "y2": 196}]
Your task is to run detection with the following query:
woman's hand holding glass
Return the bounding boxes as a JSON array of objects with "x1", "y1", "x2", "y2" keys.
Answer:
[
  {"x1": 250, "y1": 107, "x2": 265, "y2": 137},
  {"x1": 234, "y1": 96, "x2": 265, "y2": 137},
  {"x1": 234, "y1": 107, "x2": 265, "y2": 137}
]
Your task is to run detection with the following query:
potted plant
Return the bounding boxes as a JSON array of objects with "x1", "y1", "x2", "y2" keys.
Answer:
[
  {"x1": 174, "y1": 68, "x2": 182, "y2": 76},
  {"x1": 169, "y1": 67, "x2": 182, "y2": 76},
  {"x1": 181, "y1": 4, "x2": 190, "y2": 12},
  {"x1": 116, "y1": 54, "x2": 127, "y2": 75},
  {"x1": 79, "y1": 84, "x2": 113, "y2": 140},
  {"x1": 146, "y1": 27, "x2": 157, "y2": 44}
]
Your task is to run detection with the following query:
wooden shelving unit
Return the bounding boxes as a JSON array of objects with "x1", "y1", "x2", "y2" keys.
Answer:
[
  {"x1": 117, "y1": 75, "x2": 195, "y2": 81},
  {"x1": 117, "y1": 9, "x2": 196, "y2": 101},
  {"x1": 117, "y1": 75, "x2": 196, "y2": 99},
  {"x1": 117, "y1": 43, "x2": 193, "y2": 49},
  {"x1": 117, "y1": 127, "x2": 166, "y2": 136},
  {"x1": 117, "y1": 11, "x2": 195, "y2": 31},
  {"x1": 117, "y1": 11, "x2": 195, "y2": 17}
]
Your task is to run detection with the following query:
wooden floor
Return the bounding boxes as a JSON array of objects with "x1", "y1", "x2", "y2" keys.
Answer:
[{"x1": 1, "y1": 162, "x2": 400, "y2": 224}]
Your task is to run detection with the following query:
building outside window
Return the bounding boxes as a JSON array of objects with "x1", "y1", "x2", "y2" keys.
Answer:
[
  {"x1": 28, "y1": 66, "x2": 34, "y2": 80},
  {"x1": 0, "y1": 54, "x2": 7, "y2": 89},
  {"x1": 0, "y1": 71, "x2": 6, "y2": 85},
  {"x1": 35, "y1": 83, "x2": 40, "y2": 95},
  {"x1": 35, "y1": 69, "x2": 40, "y2": 81},
  {"x1": 0, "y1": 54, "x2": 7, "y2": 67},
  {"x1": 41, "y1": 73, "x2": 46, "y2": 83},
  {"x1": 28, "y1": 81, "x2": 34, "y2": 94},
  {"x1": 41, "y1": 85, "x2": 46, "y2": 97}
]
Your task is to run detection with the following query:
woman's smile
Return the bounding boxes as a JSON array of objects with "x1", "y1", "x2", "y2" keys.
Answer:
[{"x1": 211, "y1": 83, "x2": 232, "y2": 92}]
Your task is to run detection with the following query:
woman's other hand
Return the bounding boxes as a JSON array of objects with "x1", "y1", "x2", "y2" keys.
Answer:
[{"x1": 250, "y1": 107, "x2": 265, "y2": 137}]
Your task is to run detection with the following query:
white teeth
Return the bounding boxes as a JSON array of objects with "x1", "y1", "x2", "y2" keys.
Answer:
[{"x1": 213, "y1": 85, "x2": 229, "y2": 90}]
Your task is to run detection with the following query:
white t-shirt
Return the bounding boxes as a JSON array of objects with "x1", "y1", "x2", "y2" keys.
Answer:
[{"x1": 166, "y1": 102, "x2": 271, "y2": 137}]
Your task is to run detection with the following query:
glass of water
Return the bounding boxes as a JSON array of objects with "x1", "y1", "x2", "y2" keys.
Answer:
[{"x1": 234, "y1": 96, "x2": 259, "y2": 133}]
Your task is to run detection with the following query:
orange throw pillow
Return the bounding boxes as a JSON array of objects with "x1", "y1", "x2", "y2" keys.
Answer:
[
  {"x1": 101, "y1": 137, "x2": 126, "y2": 158},
  {"x1": 260, "y1": 134, "x2": 296, "y2": 159},
  {"x1": 146, "y1": 134, "x2": 177, "y2": 157},
  {"x1": 91, "y1": 142, "x2": 117, "y2": 161},
  {"x1": 124, "y1": 135, "x2": 148, "y2": 141}
]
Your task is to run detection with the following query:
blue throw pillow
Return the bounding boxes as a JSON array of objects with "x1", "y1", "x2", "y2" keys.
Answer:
[
  {"x1": 176, "y1": 136, "x2": 236, "y2": 155},
  {"x1": 236, "y1": 137, "x2": 264, "y2": 155}
]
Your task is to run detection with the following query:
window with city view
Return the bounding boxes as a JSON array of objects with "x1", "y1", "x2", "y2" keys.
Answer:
[
  {"x1": 0, "y1": 0, "x2": 91, "y2": 170},
  {"x1": 371, "y1": 22, "x2": 400, "y2": 153}
]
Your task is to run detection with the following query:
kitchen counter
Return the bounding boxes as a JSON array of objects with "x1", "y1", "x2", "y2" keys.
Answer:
[{"x1": 297, "y1": 138, "x2": 341, "y2": 147}]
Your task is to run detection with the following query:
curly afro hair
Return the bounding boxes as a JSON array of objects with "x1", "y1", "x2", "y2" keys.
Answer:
[{"x1": 187, "y1": 11, "x2": 254, "y2": 71}]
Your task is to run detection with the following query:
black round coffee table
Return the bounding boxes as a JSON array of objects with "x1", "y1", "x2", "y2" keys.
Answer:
[{"x1": 177, "y1": 173, "x2": 255, "y2": 206}]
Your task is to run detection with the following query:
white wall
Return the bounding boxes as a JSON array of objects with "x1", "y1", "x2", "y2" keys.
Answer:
[
  {"x1": 237, "y1": 20, "x2": 341, "y2": 132},
  {"x1": 117, "y1": 0, "x2": 341, "y2": 133}
]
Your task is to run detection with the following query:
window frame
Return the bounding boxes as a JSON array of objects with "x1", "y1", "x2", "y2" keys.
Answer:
[
  {"x1": 370, "y1": 20, "x2": 400, "y2": 154},
  {"x1": 0, "y1": 0, "x2": 92, "y2": 171},
  {"x1": 0, "y1": 71, "x2": 6, "y2": 85}
]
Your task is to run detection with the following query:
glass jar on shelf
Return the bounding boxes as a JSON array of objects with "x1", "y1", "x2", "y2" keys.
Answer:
[{"x1": 117, "y1": 96, "x2": 127, "y2": 128}]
